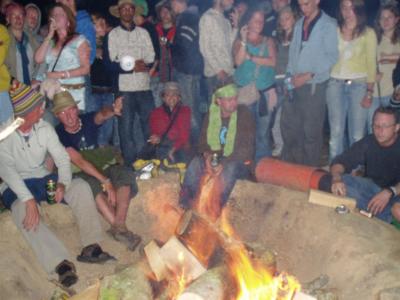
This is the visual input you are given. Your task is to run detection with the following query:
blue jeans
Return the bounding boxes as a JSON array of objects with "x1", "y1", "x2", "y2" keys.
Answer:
[
  {"x1": 248, "y1": 91, "x2": 272, "y2": 162},
  {"x1": 2, "y1": 174, "x2": 58, "y2": 209},
  {"x1": 0, "y1": 91, "x2": 12, "y2": 126},
  {"x1": 87, "y1": 92, "x2": 119, "y2": 147},
  {"x1": 179, "y1": 156, "x2": 250, "y2": 208},
  {"x1": 367, "y1": 95, "x2": 391, "y2": 134},
  {"x1": 342, "y1": 174, "x2": 400, "y2": 223},
  {"x1": 173, "y1": 70, "x2": 202, "y2": 142},
  {"x1": 326, "y1": 79, "x2": 368, "y2": 161},
  {"x1": 118, "y1": 90, "x2": 155, "y2": 167}
]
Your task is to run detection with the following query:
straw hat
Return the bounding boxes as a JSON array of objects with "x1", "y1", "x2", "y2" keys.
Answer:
[
  {"x1": 9, "y1": 82, "x2": 45, "y2": 117},
  {"x1": 109, "y1": 0, "x2": 148, "y2": 18},
  {"x1": 51, "y1": 91, "x2": 77, "y2": 114}
]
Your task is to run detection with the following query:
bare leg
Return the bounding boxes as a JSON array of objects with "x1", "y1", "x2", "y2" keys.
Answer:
[
  {"x1": 95, "y1": 192, "x2": 116, "y2": 226},
  {"x1": 114, "y1": 185, "x2": 131, "y2": 228}
]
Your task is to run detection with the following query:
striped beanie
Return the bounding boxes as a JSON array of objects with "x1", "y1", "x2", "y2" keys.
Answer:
[{"x1": 9, "y1": 82, "x2": 45, "y2": 117}]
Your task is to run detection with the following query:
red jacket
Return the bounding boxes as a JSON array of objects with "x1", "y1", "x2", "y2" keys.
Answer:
[{"x1": 149, "y1": 103, "x2": 191, "y2": 150}]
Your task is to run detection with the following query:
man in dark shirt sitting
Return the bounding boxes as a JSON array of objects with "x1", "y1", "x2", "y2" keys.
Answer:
[
  {"x1": 326, "y1": 107, "x2": 400, "y2": 223},
  {"x1": 179, "y1": 78, "x2": 255, "y2": 214},
  {"x1": 51, "y1": 91, "x2": 141, "y2": 250}
]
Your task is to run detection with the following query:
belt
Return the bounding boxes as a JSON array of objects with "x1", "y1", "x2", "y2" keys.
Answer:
[
  {"x1": 331, "y1": 77, "x2": 366, "y2": 85},
  {"x1": 92, "y1": 86, "x2": 113, "y2": 94},
  {"x1": 61, "y1": 83, "x2": 85, "y2": 90}
]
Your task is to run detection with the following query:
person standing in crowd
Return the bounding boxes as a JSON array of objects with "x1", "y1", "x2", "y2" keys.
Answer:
[
  {"x1": 0, "y1": 82, "x2": 115, "y2": 288},
  {"x1": 133, "y1": 0, "x2": 161, "y2": 107},
  {"x1": 326, "y1": 0, "x2": 377, "y2": 161},
  {"x1": 108, "y1": 0, "x2": 155, "y2": 167},
  {"x1": 0, "y1": 0, "x2": 12, "y2": 25},
  {"x1": 179, "y1": 78, "x2": 255, "y2": 210},
  {"x1": 263, "y1": 0, "x2": 291, "y2": 38},
  {"x1": 233, "y1": 7, "x2": 277, "y2": 162},
  {"x1": 34, "y1": 3, "x2": 90, "y2": 111},
  {"x1": 271, "y1": 5, "x2": 298, "y2": 157},
  {"x1": 0, "y1": 23, "x2": 12, "y2": 132},
  {"x1": 199, "y1": 0, "x2": 238, "y2": 105},
  {"x1": 55, "y1": 0, "x2": 96, "y2": 65},
  {"x1": 5, "y1": 3, "x2": 41, "y2": 86},
  {"x1": 89, "y1": 12, "x2": 117, "y2": 147},
  {"x1": 51, "y1": 90, "x2": 141, "y2": 250},
  {"x1": 368, "y1": 3, "x2": 400, "y2": 131},
  {"x1": 170, "y1": 0, "x2": 204, "y2": 142},
  {"x1": 24, "y1": 3, "x2": 43, "y2": 43},
  {"x1": 149, "y1": 81, "x2": 191, "y2": 163},
  {"x1": 281, "y1": 0, "x2": 338, "y2": 166},
  {"x1": 153, "y1": 0, "x2": 175, "y2": 106}
]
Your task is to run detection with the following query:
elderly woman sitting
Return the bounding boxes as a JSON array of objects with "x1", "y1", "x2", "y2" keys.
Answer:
[{"x1": 148, "y1": 81, "x2": 191, "y2": 163}]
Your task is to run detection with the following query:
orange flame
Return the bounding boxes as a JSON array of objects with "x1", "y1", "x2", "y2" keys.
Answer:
[
  {"x1": 221, "y1": 211, "x2": 301, "y2": 300},
  {"x1": 168, "y1": 251, "x2": 191, "y2": 300}
]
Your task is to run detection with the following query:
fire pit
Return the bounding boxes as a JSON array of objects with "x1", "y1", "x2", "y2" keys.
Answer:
[{"x1": 76, "y1": 177, "x2": 400, "y2": 300}]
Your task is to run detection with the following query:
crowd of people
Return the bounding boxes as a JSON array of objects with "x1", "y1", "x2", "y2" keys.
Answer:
[{"x1": 0, "y1": 0, "x2": 400, "y2": 289}]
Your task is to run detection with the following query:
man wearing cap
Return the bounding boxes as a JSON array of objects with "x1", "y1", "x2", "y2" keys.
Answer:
[
  {"x1": 179, "y1": 78, "x2": 255, "y2": 210},
  {"x1": 0, "y1": 82, "x2": 115, "y2": 288},
  {"x1": 108, "y1": 0, "x2": 155, "y2": 167},
  {"x1": 148, "y1": 81, "x2": 191, "y2": 162},
  {"x1": 52, "y1": 90, "x2": 141, "y2": 250}
]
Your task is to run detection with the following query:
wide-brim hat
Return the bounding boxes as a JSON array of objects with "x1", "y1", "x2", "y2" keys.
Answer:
[
  {"x1": 109, "y1": 0, "x2": 148, "y2": 18},
  {"x1": 10, "y1": 82, "x2": 45, "y2": 117},
  {"x1": 51, "y1": 90, "x2": 77, "y2": 114}
]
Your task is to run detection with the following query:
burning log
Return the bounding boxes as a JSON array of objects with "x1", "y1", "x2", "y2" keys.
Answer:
[
  {"x1": 176, "y1": 266, "x2": 229, "y2": 300},
  {"x1": 158, "y1": 236, "x2": 207, "y2": 282},
  {"x1": 175, "y1": 210, "x2": 221, "y2": 267}
]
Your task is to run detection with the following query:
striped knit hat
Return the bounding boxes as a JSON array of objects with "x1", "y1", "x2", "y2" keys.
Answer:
[{"x1": 10, "y1": 82, "x2": 45, "y2": 117}]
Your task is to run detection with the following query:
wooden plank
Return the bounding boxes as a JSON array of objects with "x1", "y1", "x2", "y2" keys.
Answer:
[
  {"x1": 69, "y1": 281, "x2": 99, "y2": 300},
  {"x1": 308, "y1": 189, "x2": 357, "y2": 210},
  {"x1": 144, "y1": 240, "x2": 167, "y2": 282},
  {"x1": 293, "y1": 291, "x2": 317, "y2": 300},
  {"x1": 159, "y1": 236, "x2": 207, "y2": 283}
]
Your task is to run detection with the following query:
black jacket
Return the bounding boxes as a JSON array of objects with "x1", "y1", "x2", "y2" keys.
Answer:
[{"x1": 171, "y1": 9, "x2": 203, "y2": 75}]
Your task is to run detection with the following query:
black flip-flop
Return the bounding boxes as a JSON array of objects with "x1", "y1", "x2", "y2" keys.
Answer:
[{"x1": 76, "y1": 243, "x2": 116, "y2": 264}]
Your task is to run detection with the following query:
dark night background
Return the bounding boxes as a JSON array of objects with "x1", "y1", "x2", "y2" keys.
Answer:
[{"x1": 16, "y1": 0, "x2": 390, "y2": 26}]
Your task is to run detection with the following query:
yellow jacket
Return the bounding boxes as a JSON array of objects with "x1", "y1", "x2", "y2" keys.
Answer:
[
  {"x1": 0, "y1": 25, "x2": 10, "y2": 92},
  {"x1": 331, "y1": 27, "x2": 377, "y2": 83}
]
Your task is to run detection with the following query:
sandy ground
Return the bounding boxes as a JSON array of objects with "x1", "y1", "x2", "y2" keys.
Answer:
[{"x1": 1, "y1": 173, "x2": 400, "y2": 300}]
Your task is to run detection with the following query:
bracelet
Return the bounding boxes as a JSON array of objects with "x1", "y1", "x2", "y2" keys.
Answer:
[
  {"x1": 240, "y1": 40, "x2": 247, "y2": 47},
  {"x1": 101, "y1": 178, "x2": 111, "y2": 192},
  {"x1": 66, "y1": 70, "x2": 70, "y2": 78}
]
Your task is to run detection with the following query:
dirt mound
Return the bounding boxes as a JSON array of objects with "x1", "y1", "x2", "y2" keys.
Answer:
[{"x1": 0, "y1": 174, "x2": 399, "y2": 299}]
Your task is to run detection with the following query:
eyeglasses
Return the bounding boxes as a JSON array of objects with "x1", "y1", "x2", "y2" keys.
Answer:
[{"x1": 372, "y1": 123, "x2": 397, "y2": 130}]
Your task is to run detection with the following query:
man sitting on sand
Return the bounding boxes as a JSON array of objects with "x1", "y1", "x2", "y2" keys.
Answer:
[
  {"x1": 0, "y1": 82, "x2": 115, "y2": 288},
  {"x1": 52, "y1": 90, "x2": 141, "y2": 251},
  {"x1": 323, "y1": 107, "x2": 400, "y2": 223}
]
